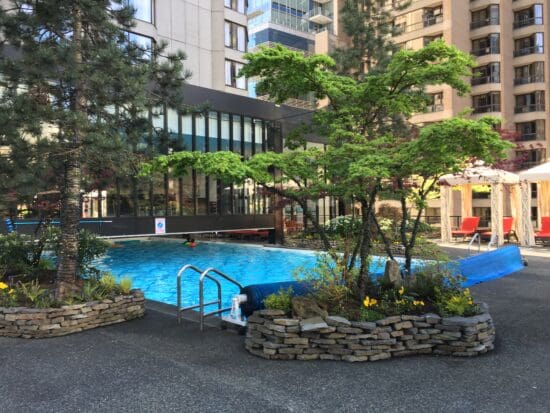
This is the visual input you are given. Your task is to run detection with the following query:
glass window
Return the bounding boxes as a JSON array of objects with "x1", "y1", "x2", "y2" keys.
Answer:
[
  {"x1": 221, "y1": 113, "x2": 230, "y2": 151},
  {"x1": 254, "y1": 120, "x2": 263, "y2": 154},
  {"x1": 208, "y1": 112, "x2": 219, "y2": 151},
  {"x1": 127, "y1": 32, "x2": 153, "y2": 60},
  {"x1": 225, "y1": 60, "x2": 247, "y2": 89},
  {"x1": 195, "y1": 115, "x2": 206, "y2": 152},
  {"x1": 225, "y1": 0, "x2": 246, "y2": 14},
  {"x1": 232, "y1": 115, "x2": 242, "y2": 154},
  {"x1": 182, "y1": 114, "x2": 192, "y2": 150},
  {"x1": 129, "y1": 0, "x2": 153, "y2": 23},
  {"x1": 244, "y1": 117, "x2": 252, "y2": 158},
  {"x1": 224, "y1": 21, "x2": 247, "y2": 52}
]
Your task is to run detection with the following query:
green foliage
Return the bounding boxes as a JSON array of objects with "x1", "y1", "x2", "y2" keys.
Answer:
[
  {"x1": 119, "y1": 277, "x2": 133, "y2": 295},
  {"x1": 296, "y1": 254, "x2": 356, "y2": 315},
  {"x1": 0, "y1": 233, "x2": 33, "y2": 276},
  {"x1": 323, "y1": 216, "x2": 362, "y2": 237},
  {"x1": 263, "y1": 287, "x2": 293, "y2": 315},
  {"x1": 17, "y1": 280, "x2": 52, "y2": 308},
  {"x1": 99, "y1": 273, "x2": 117, "y2": 291},
  {"x1": 435, "y1": 287, "x2": 480, "y2": 317}
]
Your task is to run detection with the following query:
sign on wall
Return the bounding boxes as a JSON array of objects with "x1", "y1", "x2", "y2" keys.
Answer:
[{"x1": 155, "y1": 218, "x2": 166, "y2": 234}]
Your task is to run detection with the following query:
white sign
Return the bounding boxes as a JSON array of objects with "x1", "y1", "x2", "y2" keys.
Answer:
[{"x1": 155, "y1": 218, "x2": 166, "y2": 234}]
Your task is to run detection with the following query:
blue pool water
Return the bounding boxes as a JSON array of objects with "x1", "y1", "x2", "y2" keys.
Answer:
[{"x1": 95, "y1": 240, "x2": 420, "y2": 310}]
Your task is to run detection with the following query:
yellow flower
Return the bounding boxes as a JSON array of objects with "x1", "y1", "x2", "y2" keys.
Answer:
[
  {"x1": 363, "y1": 296, "x2": 378, "y2": 308},
  {"x1": 398, "y1": 286, "x2": 405, "y2": 296},
  {"x1": 463, "y1": 288, "x2": 471, "y2": 297},
  {"x1": 0, "y1": 282, "x2": 8, "y2": 290},
  {"x1": 8, "y1": 289, "x2": 15, "y2": 295},
  {"x1": 395, "y1": 299, "x2": 405, "y2": 305},
  {"x1": 413, "y1": 300, "x2": 425, "y2": 306}
]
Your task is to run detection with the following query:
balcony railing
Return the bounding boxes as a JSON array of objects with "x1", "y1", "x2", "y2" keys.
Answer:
[
  {"x1": 425, "y1": 104, "x2": 444, "y2": 113},
  {"x1": 471, "y1": 75, "x2": 500, "y2": 86},
  {"x1": 514, "y1": 17, "x2": 544, "y2": 29},
  {"x1": 394, "y1": 14, "x2": 443, "y2": 34},
  {"x1": 473, "y1": 104, "x2": 501, "y2": 114},
  {"x1": 514, "y1": 45, "x2": 544, "y2": 57},
  {"x1": 471, "y1": 46, "x2": 500, "y2": 56},
  {"x1": 514, "y1": 103, "x2": 545, "y2": 113},
  {"x1": 514, "y1": 75, "x2": 545, "y2": 85},
  {"x1": 470, "y1": 18, "x2": 500, "y2": 30},
  {"x1": 516, "y1": 131, "x2": 545, "y2": 141}
]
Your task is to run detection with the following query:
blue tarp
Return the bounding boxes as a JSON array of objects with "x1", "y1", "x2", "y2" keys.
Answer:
[{"x1": 456, "y1": 245, "x2": 525, "y2": 287}]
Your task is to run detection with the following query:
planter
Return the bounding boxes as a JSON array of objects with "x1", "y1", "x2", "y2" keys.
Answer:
[
  {"x1": 0, "y1": 290, "x2": 145, "y2": 338},
  {"x1": 245, "y1": 306, "x2": 495, "y2": 362}
]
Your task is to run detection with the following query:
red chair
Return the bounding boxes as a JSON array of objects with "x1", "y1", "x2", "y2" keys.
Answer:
[
  {"x1": 535, "y1": 217, "x2": 550, "y2": 244},
  {"x1": 480, "y1": 217, "x2": 517, "y2": 243},
  {"x1": 452, "y1": 216, "x2": 480, "y2": 240}
]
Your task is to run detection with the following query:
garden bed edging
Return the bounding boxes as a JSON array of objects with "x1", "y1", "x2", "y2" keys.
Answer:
[
  {"x1": 245, "y1": 306, "x2": 495, "y2": 362},
  {"x1": 0, "y1": 290, "x2": 145, "y2": 338}
]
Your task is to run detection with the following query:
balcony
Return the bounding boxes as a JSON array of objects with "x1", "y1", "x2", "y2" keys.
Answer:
[
  {"x1": 472, "y1": 75, "x2": 500, "y2": 86},
  {"x1": 470, "y1": 18, "x2": 499, "y2": 30},
  {"x1": 514, "y1": 17, "x2": 543, "y2": 29},
  {"x1": 307, "y1": 7, "x2": 332, "y2": 25},
  {"x1": 473, "y1": 104, "x2": 501, "y2": 114},
  {"x1": 471, "y1": 47, "x2": 500, "y2": 57},
  {"x1": 514, "y1": 45, "x2": 544, "y2": 57},
  {"x1": 514, "y1": 75, "x2": 544, "y2": 85},
  {"x1": 515, "y1": 103, "x2": 545, "y2": 113}
]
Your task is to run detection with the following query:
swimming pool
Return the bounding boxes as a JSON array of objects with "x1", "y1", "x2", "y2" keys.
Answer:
[{"x1": 94, "y1": 240, "x2": 419, "y2": 310}]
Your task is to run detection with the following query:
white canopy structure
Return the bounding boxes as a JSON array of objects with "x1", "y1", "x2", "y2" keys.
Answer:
[
  {"x1": 519, "y1": 161, "x2": 550, "y2": 246},
  {"x1": 439, "y1": 166, "x2": 521, "y2": 245}
]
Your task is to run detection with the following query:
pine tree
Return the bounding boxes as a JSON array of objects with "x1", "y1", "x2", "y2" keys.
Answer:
[
  {"x1": 0, "y1": 0, "x2": 188, "y2": 297},
  {"x1": 331, "y1": 0, "x2": 410, "y2": 76}
]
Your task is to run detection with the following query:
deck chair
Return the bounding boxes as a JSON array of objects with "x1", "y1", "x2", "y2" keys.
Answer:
[
  {"x1": 452, "y1": 216, "x2": 480, "y2": 241},
  {"x1": 535, "y1": 217, "x2": 550, "y2": 244},
  {"x1": 480, "y1": 217, "x2": 517, "y2": 243}
]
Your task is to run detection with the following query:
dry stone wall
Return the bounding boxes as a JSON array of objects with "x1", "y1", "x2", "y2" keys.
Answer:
[
  {"x1": 0, "y1": 290, "x2": 145, "y2": 338},
  {"x1": 245, "y1": 307, "x2": 495, "y2": 362}
]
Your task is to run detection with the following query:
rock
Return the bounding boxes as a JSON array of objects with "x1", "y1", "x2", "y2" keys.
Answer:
[
  {"x1": 273, "y1": 318, "x2": 300, "y2": 326},
  {"x1": 300, "y1": 317, "x2": 329, "y2": 332},
  {"x1": 376, "y1": 316, "x2": 402, "y2": 326},
  {"x1": 384, "y1": 259, "x2": 403, "y2": 288},
  {"x1": 351, "y1": 321, "x2": 376, "y2": 331},
  {"x1": 325, "y1": 315, "x2": 351, "y2": 327},
  {"x1": 291, "y1": 297, "x2": 328, "y2": 319}
]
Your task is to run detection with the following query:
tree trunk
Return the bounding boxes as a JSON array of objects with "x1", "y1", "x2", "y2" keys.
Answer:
[{"x1": 55, "y1": 6, "x2": 84, "y2": 299}]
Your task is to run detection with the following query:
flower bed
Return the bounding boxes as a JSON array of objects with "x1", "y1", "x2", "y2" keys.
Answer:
[
  {"x1": 0, "y1": 290, "x2": 145, "y2": 339},
  {"x1": 245, "y1": 306, "x2": 495, "y2": 362}
]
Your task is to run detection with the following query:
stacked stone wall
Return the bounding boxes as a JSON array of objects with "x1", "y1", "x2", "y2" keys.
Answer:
[
  {"x1": 245, "y1": 308, "x2": 495, "y2": 362},
  {"x1": 0, "y1": 290, "x2": 145, "y2": 338}
]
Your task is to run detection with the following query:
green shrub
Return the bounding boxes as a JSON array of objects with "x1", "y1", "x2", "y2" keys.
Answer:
[
  {"x1": 17, "y1": 280, "x2": 51, "y2": 307},
  {"x1": 263, "y1": 287, "x2": 293, "y2": 314},
  {"x1": 119, "y1": 277, "x2": 132, "y2": 294},
  {"x1": 0, "y1": 233, "x2": 33, "y2": 276},
  {"x1": 99, "y1": 273, "x2": 117, "y2": 291},
  {"x1": 435, "y1": 287, "x2": 480, "y2": 317}
]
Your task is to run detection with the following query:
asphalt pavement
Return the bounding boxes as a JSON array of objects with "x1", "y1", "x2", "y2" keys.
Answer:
[{"x1": 1, "y1": 253, "x2": 549, "y2": 412}]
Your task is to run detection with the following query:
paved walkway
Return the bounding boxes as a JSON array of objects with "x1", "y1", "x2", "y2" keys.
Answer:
[{"x1": 1, "y1": 256, "x2": 549, "y2": 412}]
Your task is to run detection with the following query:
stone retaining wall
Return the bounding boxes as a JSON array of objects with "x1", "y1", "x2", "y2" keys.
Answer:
[
  {"x1": 0, "y1": 290, "x2": 145, "y2": 338},
  {"x1": 245, "y1": 308, "x2": 495, "y2": 362}
]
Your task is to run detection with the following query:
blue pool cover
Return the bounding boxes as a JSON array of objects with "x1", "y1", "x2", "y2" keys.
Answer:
[{"x1": 456, "y1": 245, "x2": 525, "y2": 287}]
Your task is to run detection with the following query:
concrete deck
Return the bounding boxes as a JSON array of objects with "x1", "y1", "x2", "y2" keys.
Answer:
[{"x1": 1, "y1": 255, "x2": 549, "y2": 412}]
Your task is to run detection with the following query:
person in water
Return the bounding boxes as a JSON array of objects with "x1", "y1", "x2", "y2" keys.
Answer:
[{"x1": 183, "y1": 236, "x2": 197, "y2": 247}]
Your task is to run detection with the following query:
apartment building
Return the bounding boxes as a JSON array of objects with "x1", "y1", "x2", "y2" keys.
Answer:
[{"x1": 389, "y1": 0, "x2": 549, "y2": 171}]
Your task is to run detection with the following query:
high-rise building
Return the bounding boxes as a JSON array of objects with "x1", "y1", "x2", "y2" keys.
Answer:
[
  {"x1": 387, "y1": 0, "x2": 549, "y2": 172},
  {"x1": 247, "y1": 0, "x2": 342, "y2": 107}
]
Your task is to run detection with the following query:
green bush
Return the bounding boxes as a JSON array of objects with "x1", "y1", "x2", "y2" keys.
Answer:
[
  {"x1": 0, "y1": 233, "x2": 33, "y2": 277},
  {"x1": 119, "y1": 277, "x2": 133, "y2": 295},
  {"x1": 263, "y1": 287, "x2": 293, "y2": 314}
]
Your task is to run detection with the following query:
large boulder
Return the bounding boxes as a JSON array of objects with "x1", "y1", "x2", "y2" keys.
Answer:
[
  {"x1": 291, "y1": 296, "x2": 328, "y2": 319},
  {"x1": 384, "y1": 259, "x2": 403, "y2": 288}
]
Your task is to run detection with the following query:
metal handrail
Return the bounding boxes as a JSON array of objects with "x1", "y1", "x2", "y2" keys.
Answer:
[
  {"x1": 177, "y1": 264, "x2": 204, "y2": 324},
  {"x1": 199, "y1": 268, "x2": 243, "y2": 332},
  {"x1": 468, "y1": 233, "x2": 481, "y2": 255}
]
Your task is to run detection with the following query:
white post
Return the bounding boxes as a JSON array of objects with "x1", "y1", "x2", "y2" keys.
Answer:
[
  {"x1": 440, "y1": 185, "x2": 452, "y2": 242},
  {"x1": 490, "y1": 183, "x2": 504, "y2": 245}
]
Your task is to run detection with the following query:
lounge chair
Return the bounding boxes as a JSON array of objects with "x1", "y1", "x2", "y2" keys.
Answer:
[
  {"x1": 480, "y1": 217, "x2": 517, "y2": 243},
  {"x1": 452, "y1": 216, "x2": 480, "y2": 240},
  {"x1": 535, "y1": 216, "x2": 550, "y2": 244}
]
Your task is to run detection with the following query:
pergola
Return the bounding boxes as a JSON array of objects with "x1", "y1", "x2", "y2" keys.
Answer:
[
  {"x1": 519, "y1": 161, "x2": 550, "y2": 246},
  {"x1": 439, "y1": 166, "x2": 521, "y2": 244}
]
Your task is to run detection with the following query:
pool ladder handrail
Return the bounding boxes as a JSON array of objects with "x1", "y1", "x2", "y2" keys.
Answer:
[
  {"x1": 177, "y1": 264, "x2": 243, "y2": 331},
  {"x1": 468, "y1": 233, "x2": 481, "y2": 255}
]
